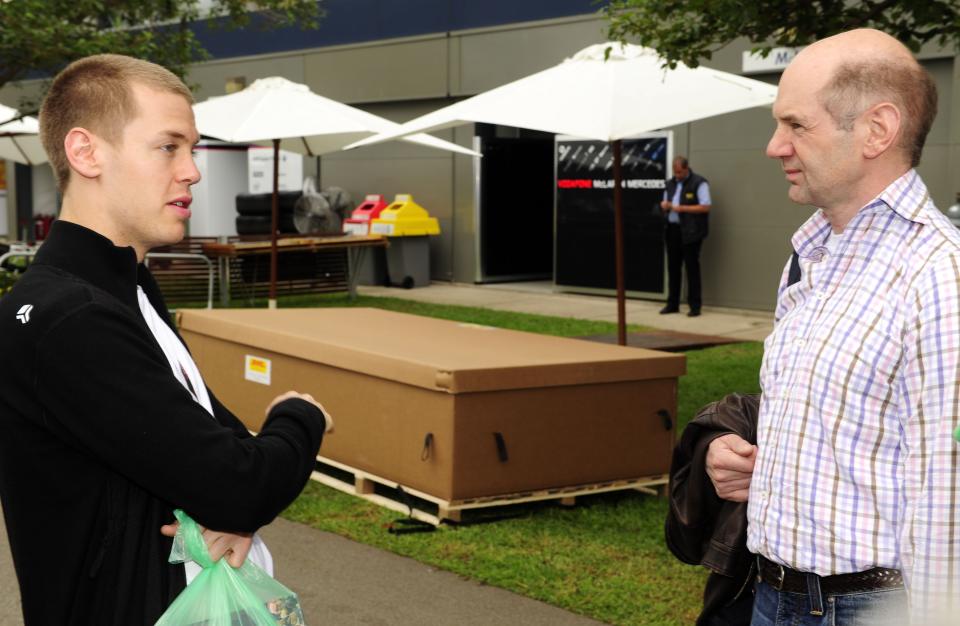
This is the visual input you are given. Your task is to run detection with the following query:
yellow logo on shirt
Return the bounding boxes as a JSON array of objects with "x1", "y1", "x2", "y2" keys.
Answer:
[{"x1": 685, "y1": 192, "x2": 695, "y2": 199}]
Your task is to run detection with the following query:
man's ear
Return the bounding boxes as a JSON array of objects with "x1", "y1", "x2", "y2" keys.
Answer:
[
  {"x1": 861, "y1": 102, "x2": 901, "y2": 160},
  {"x1": 63, "y1": 127, "x2": 102, "y2": 179}
]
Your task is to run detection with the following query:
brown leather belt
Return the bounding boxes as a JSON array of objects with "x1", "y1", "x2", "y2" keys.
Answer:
[{"x1": 757, "y1": 555, "x2": 903, "y2": 595}]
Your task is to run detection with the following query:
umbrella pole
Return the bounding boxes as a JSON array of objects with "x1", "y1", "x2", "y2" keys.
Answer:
[
  {"x1": 269, "y1": 138, "x2": 280, "y2": 309},
  {"x1": 613, "y1": 140, "x2": 626, "y2": 346}
]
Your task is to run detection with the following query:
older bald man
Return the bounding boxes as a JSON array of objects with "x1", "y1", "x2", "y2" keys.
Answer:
[{"x1": 705, "y1": 29, "x2": 960, "y2": 624}]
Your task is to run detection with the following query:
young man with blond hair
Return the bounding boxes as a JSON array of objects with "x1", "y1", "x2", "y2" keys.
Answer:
[{"x1": 0, "y1": 54, "x2": 331, "y2": 625}]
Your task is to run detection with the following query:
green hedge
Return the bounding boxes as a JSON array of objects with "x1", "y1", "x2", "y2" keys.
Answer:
[{"x1": 0, "y1": 268, "x2": 19, "y2": 297}]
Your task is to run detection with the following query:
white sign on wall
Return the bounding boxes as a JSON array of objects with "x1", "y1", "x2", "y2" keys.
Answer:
[
  {"x1": 247, "y1": 146, "x2": 304, "y2": 194},
  {"x1": 742, "y1": 47, "x2": 801, "y2": 74},
  {"x1": 189, "y1": 142, "x2": 249, "y2": 237}
]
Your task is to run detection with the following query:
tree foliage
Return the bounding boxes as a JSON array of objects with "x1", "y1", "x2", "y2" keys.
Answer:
[
  {"x1": 604, "y1": 0, "x2": 960, "y2": 68},
  {"x1": 0, "y1": 0, "x2": 323, "y2": 95}
]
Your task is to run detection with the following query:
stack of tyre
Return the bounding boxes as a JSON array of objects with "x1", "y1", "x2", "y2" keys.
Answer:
[{"x1": 235, "y1": 192, "x2": 301, "y2": 235}]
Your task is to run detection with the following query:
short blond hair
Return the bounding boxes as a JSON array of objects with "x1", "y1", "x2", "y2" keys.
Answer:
[{"x1": 39, "y1": 54, "x2": 193, "y2": 192}]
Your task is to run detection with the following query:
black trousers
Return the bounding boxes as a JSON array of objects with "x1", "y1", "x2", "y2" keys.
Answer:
[{"x1": 665, "y1": 223, "x2": 703, "y2": 311}]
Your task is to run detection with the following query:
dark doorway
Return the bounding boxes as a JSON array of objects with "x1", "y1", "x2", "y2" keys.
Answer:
[{"x1": 477, "y1": 125, "x2": 555, "y2": 281}]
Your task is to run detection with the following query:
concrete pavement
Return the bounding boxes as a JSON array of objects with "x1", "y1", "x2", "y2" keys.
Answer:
[
  {"x1": 361, "y1": 281, "x2": 774, "y2": 342},
  {"x1": 261, "y1": 518, "x2": 603, "y2": 626}
]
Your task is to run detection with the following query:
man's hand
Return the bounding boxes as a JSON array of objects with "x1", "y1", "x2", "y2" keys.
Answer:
[
  {"x1": 660, "y1": 199, "x2": 673, "y2": 212},
  {"x1": 705, "y1": 433, "x2": 757, "y2": 502},
  {"x1": 159, "y1": 523, "x2": 253, "y2": 568},
  {"x1": 265, "y1": 390, "x2": 334, "y2": 433}
]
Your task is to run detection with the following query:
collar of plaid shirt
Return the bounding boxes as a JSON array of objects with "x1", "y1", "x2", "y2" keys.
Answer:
[{"x1": 746, "y1": 169, "x2": 960, "y2": 619}]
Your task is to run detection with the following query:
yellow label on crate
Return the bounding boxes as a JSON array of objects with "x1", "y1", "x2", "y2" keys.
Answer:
[{"x1": 244, "y1": 355, "x2": 272, "y2": 385}]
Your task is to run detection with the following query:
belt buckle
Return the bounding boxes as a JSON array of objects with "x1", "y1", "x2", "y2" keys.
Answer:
[{"x1": 772, "y1": 563, "x2": 786, "y2": 591}]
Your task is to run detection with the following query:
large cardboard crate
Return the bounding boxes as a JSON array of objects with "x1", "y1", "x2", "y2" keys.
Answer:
[{"x1": 178, "y1": 308, "x2": 685, "y2": 501}]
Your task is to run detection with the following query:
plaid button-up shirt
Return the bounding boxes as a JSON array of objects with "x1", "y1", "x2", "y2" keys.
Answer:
[{"x1": 747, "y1": 170, "x2": 960, "y2": 618}]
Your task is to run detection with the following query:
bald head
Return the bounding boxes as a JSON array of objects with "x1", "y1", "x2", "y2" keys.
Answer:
[
  {"x1": 801, "y1": 28, "x2": 915, "y2": 66},
  {"x1": 784, "y1": 29, "x2": 937, "y2": 167}
]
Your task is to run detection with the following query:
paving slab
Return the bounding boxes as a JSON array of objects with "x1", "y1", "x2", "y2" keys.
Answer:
[{"x1": 361, "y1": 282, "x2": 774, "y2": 342}]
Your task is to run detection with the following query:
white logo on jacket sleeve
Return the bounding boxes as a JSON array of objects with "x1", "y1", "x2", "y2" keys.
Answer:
[{"x1": 16, "y1": 304, "x2": 33, "y2": 324}]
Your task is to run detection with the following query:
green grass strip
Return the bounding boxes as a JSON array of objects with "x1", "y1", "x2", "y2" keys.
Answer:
[{"x1": 176, "y1": 291, "x2": 654, "y2": 337}]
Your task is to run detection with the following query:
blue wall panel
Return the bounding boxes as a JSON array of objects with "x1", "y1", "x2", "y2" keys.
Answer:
[
  {"x1": 449, "y1": 1, "x2": 601, "y2": 30},
  {"x1": 196, "y1": 0, "x2": 602, "y2": 60}
]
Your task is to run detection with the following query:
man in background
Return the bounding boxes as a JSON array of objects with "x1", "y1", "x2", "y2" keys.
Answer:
[{"x1": 660, "y1": 156, "x2": 711, "y2": 317}]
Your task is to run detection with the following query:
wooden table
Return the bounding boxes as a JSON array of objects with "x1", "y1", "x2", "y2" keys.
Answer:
[{"x1": 202, "y1": 234, "x2": 388, "y2": 300}]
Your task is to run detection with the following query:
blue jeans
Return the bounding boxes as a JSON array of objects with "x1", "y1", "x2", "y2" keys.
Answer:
[{"x1": 752, "y1": 579, "x2": 907, "y2": 626}]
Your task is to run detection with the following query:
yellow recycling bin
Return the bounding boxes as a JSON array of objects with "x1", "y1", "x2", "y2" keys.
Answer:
[
  {"x1": 370, "y1": 195, "x2": 440, "y2": 236},
  {"x1": 370, "y1": 194, "x2": 440, "y2": 288}
]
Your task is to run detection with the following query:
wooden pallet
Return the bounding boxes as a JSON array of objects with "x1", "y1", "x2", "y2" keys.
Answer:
[{"x1": 310, "y1": 455, "x2": 668, "y2": 525}]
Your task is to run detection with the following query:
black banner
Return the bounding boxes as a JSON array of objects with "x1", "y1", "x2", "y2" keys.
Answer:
[{"x1": 555, "y1": 136, "x2": 668, "y2": 294}]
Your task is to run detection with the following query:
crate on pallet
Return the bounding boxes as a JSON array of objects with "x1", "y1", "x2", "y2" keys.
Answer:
[{"x1": 179, "y1": 308, "x2": 685, "y2": 506}]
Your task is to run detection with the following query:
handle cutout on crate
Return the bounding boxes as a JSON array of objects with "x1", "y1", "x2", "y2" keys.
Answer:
[
  {"x1": 493, "y1": 432, "x2": 509, "y2": 463},
  {"x1": 657, "y1": 409, "x2": 673, "y2": 431},
  {"x1": 420, "y1": 432, "x2": 434, "y2": 461}
]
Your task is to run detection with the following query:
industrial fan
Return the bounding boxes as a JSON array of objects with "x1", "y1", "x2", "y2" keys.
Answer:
[
  {"x1": 293, "y1": 177, "x2": 335, "y2": 234},
  {"x1": 293, "y1": 178, "x2": 355, "y2": 235}
]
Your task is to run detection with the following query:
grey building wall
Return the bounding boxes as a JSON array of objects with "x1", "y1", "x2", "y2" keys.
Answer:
[
  {"x1": 3, "y1": 16, "x2": 957, "y2": 310},
  {"x1": 184, "y1": 16, "x2": 610, "y2": 285},
  {"x1": 185, "y1": 16, "x2": 954, "y2": 311}
]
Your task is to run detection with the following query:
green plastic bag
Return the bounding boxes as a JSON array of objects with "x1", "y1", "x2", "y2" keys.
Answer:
[{"x1": 155, "y1": 509, "x2": 305, "y2": 626}]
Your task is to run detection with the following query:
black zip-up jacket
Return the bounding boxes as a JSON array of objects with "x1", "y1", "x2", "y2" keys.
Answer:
[
  {"x1": 665, "y1": 393, "x2": 759, "y2": 626},
  {"x1": 0, "y1": 220, "x2": 328, "y2": 625}
]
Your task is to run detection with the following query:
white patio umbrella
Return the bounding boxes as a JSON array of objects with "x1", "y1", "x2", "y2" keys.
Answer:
[
  {"x1": 0, "y1": 104, "x2": 46, "y2": 166},
  {"x1": 347, "y1": 43, "x2": 778, "y2": 344},
  {"x1": 193, "y1": 76, "x2": 478, "y2": 308}
]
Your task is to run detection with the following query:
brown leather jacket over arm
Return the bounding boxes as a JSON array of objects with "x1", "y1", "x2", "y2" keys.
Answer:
[{"x1": 665, "y1": 392, "x2": 760, "y2": 625}]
